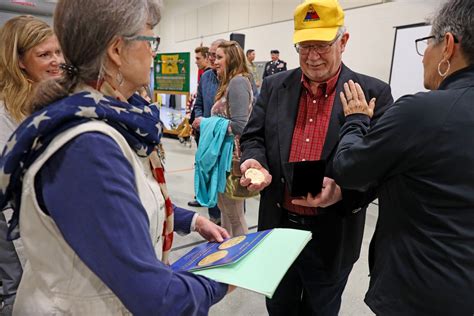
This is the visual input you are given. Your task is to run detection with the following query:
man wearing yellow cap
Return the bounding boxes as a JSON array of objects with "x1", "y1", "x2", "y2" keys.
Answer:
[{"x1": 240, "y1": 0, "x2": 393, "y2": 314}]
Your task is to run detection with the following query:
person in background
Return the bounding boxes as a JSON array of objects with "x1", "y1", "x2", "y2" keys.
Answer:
[
  {"x1": 187, "y1": 46, "x2": 211, "y2": 204},
  {"x1": 0, "y1": 0, "x2": 232, "y2": 315},
  {"x1": 262, "y1": 49, "x2": 287, "y2": 79},
  {"x1": 188, "y1": 39, "x2": 226, "y2": 225},
  {"x1": 333, "y1": 0, "x2": 474, "y2": 314},
  {"x1": 239, "y1": 0, "x2": 393, "y2": 314},
  {"x1": 246, "y1": 49, "x2": 260, "y2": 88},
  {"x1": 195, "y1": 46, "x2": 210, "y2": 83},
  {"x1": 208, "y1": 40, "x2": 254, "y2": 237},
  {"x1": 189, "y1": 45, "x2": 211, "y2": 142},
  {"x1": 0, "y1": 15, "x2": 64, "y2": 315}
]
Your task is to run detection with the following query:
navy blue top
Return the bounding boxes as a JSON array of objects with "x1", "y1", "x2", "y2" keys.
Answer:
[
  {"x1": 193, "y1": 69, "x2": 219, "y2": 118},
  {"x1": 35, "y1": 132, "x2": 227, "y2": 315}
]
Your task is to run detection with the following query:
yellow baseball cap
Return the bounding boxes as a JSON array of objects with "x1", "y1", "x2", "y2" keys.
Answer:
[{"x1": 293, "y1": 0, "x2": 345, "y2": 44}]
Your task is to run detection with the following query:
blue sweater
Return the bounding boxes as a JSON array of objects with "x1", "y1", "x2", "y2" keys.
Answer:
[
  {"x1": 36, "y1": 132, "x2": 227, "y2": 315},
  {"x1": 193, "y1": 69, "x2": 219, "y2": 118}
]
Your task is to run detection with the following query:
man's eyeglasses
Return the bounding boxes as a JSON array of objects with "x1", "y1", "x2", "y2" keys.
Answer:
[
  {"x1": 415, "y1": 34, "x2": 459, "y2": 56},
  {"x1": 295, "y1": 35, "x2": 340, "y2": 55},
  {"x1": 129, "y1": 35, "x2": 161, "y2": 53}
]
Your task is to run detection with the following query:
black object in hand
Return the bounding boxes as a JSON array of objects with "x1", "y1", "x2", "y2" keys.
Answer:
[{"x1": 283, "y1": 160, "x2": 326, "y2": 197}]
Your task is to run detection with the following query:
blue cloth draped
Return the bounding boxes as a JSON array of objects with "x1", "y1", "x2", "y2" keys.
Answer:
[{"x1": 194, "y1": 117, "x2": 233, "y2": 207}]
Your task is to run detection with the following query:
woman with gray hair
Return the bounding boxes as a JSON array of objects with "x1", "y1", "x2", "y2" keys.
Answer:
[
  {"x1": 0, "y1": 0, "x2": 231, "y2": 315},
  {"x1": 334, "y1": 0, "x2": 474, "y2": 314}
]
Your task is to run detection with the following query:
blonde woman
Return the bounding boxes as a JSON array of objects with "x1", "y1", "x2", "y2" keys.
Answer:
[
  {"x1": 211, "y1": 40, "x2": 254, "y2": 236},
  {"x1": 0, "y1": 15, "x2": 63, "y2": 314}
]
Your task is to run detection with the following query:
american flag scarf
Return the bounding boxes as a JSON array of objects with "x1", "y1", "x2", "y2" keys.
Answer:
[{"x1": 0, "y1": 82, "x2": 174, "y2": 262}]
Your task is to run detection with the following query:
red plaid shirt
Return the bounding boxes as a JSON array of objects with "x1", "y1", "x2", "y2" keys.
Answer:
[{"x1": 283, "y1": 67, "x2": 341, "y2": 216}]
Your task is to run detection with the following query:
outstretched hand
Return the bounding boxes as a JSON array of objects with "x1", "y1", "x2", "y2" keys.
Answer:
[
  {"x1": 340, "y1": 80, "x2": 376, "y2": 118},
  {"x1": 195, "y1": 216, "x2": 230, "y2": 242},
  {"x1": 291, "y1": 177, "x2": 342, "y2": 208}
]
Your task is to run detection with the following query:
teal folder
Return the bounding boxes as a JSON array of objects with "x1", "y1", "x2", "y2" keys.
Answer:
[{"x1": 179, "y1": 228, "x2": 312, "y2": 298}]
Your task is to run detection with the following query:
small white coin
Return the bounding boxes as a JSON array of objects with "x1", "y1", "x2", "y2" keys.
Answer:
[{"x1": 245, "y1": 168, "x2": 265, "y2": 185}]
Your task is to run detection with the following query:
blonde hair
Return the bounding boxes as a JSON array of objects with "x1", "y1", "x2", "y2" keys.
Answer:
[
  {"x1": 0, "y1": 15, "x2": 53, "y2": 122},
  {"x1": 31, "y1": 0, "x2": 161, "y2": 112},
  {"x1": 215, "y1": 40, "x2": 251, "y2": 101}
]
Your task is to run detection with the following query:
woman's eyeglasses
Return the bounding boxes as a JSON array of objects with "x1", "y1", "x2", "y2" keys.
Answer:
[
  {"x1": 128, "y1": 35, "x2": 161, "y2": 53},
  {"x1": 415, "y1": 34, "x2": 459, "y2": 56},
  {"x1": 415, "y1": 36, "x2": 435, "y2": 56}
]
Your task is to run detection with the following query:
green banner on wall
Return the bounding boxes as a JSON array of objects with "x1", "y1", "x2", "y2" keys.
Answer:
[{"x1": 154, "y1": 52, "x2": 190, "y2": 94}]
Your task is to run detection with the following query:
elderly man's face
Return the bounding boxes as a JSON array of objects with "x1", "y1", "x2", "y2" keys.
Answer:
[
  {"x1": 208, "y1": 43, "x2": 219, "y2": 69},
  {"x1": 271, "y1": 53, "x2": 279, "y2": 61},
  {"x1": 299, "y1": 32, "x2": 349, "y2": 83}
]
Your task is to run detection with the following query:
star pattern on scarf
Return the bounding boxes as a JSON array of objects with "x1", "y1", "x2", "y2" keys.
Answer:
[
  {"x1": 75, "y1": 106, "x2": 99, "y2": 119},
  {"x1": 83, "y1": 91, "x2": 108, "y2": 104},
  {"x1": 129, "y1": 106, "x2": 143, "y2": 114},
  {"x1": 135, "y1": 128, "x2": 149, "y2": 137},
  {"x1": 144, "y1": 106, "x2": 152, "y2": 114},
  {"x1": 136, "y1": 145, "x2": 148, "y2": 157},
  {"x1": 28, "y1": 111, "x2": 50, "y2": 129},
  {"x1": 3, "y1": 134, "x2": 17, "y2": 156},
  {"x1": 0, "y1": 165, "x2": 10, "y2": 196},
  {"x1": 155, "y1": 122, "x2": 162, "y2": 136},
  {"x1": 110, "y1": 106, "x2": 128, "y2": 115},
  {"x1": 32, "y1": 137, "x2": 43, "y2": 151}
]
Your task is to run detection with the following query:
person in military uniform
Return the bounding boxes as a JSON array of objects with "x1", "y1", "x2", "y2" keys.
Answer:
[{"x1": 262, "y1": 49, "x2": 287, "y2": 79}]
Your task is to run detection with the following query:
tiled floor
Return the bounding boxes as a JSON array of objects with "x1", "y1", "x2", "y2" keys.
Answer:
[{"x1": 163, "y1": 136, "x2": 376, "y2": 316}]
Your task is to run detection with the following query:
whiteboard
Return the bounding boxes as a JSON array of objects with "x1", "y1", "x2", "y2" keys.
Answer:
[{"x1": 389, "y1": 23, "x2": 432, "y2": 101}]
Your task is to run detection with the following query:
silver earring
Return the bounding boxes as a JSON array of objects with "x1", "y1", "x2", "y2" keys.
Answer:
[{"x1": 437, "y1": 59, "x2": 450, "y2": 77}]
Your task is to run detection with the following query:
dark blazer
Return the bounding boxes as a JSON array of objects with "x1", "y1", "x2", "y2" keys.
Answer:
[
  {"x1": 262, "y1": 59, "x2": 287, "y2": 79},
  {"x1": 333, "y1": 66, "x2": 474, "y2": 315},
  {"x1": 240, "y1": 64, "x2": 393, "y2": 279}
]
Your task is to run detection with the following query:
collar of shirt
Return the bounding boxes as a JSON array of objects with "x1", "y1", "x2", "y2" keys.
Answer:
[{"x1": 300, "y1": 65, "x2": 342, "y2": 98}]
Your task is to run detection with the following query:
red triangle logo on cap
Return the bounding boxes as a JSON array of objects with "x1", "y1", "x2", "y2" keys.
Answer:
[{"x1": 304, "y1": 5, "x2": 320, "y2": 22}]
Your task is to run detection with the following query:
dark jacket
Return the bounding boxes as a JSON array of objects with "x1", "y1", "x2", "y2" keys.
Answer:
[
  {"x1": 240, "y1": 64, "x2": 393, "y2": 280},
  {"x1": 262, "y1": 59, "x2": 287, "y2": 79},
  {"x1": 334, "y1": 65, "x2": 474, "y2": 315}
]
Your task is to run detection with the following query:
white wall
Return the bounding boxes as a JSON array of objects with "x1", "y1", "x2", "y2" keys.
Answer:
[
  {"x1": 159, "y1": 0, "x2": 445, "y2": 94},
  {"x1": 0, "y1": 11, "x2": 52, "y2": 26}
]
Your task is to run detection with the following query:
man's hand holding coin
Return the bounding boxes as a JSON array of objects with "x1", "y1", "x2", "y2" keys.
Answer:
[{"x1": 240, "y1": 159, "x2": 272, "y2": 192}]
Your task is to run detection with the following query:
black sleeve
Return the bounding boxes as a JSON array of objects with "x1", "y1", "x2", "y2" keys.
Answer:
[
  {"x1": 240, "y1": 77, "x2": 271, "y2": 169},
  {"x1": 330, "y1": 81, "x2": 394, "y2": 215}
]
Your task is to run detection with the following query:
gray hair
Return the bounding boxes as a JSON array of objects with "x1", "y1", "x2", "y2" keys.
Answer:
[
  {"x1": 336, "y1": 26, "x2": 346, "y2": 40},
  {"x1": 31, "y1": 0, "x2": 161, "y2": 111},
  {"x1": 431, "y1": 0, "x2": 474, "y2": 64},
  {"x1": 211, "y1": 39, "x2": 226, "y2": 48}
]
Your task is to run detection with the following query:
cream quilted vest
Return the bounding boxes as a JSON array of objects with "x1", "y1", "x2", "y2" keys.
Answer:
[{"x1": 13, "y1": 121, "x2": 165, "y2": 315}]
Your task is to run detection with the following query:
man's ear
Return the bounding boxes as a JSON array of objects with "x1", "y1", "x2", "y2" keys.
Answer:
[
  {"x1": 106, "y1": 36, "x2": 125, "y2": 68},
  {"x1": 340, "y1": 32, "x2": 350, "y2": 53}
]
